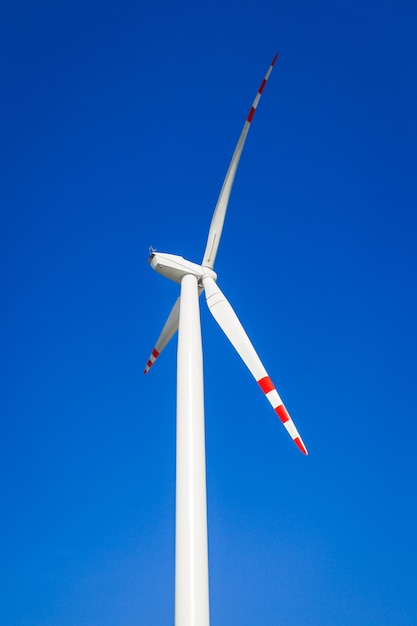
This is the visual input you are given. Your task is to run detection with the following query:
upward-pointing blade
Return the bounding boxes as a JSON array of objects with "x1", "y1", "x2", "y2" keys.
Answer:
[
  {"x1": 202, "y1": 53, "x2": 279, "y2": 270},
  {"x1": 202, "y1": 276, "x2": 307, "y2": 455}
]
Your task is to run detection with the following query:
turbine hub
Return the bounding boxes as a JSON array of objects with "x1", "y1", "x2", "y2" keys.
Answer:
[{"x1": 201, "y1": 266, "x2": 217, "y2": 282}]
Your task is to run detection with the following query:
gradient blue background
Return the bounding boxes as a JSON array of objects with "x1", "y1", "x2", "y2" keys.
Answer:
[{"x1": 2, "y1": 1, "x2": 417, "y2": 624}]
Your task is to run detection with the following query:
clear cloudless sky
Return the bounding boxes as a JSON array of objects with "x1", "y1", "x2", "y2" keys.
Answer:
[{"x1": 1, "y1": 1, "x2": 417, "y2": 625}]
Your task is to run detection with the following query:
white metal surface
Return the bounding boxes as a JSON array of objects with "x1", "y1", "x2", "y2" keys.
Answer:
[{"x1": 175, "y1": 274, "x2": 210, "y2": 626}]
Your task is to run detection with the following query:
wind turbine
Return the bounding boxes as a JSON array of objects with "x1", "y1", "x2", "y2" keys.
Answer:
[{"x1": 144, "y1": 53, "x2": 307, "y2": 626}]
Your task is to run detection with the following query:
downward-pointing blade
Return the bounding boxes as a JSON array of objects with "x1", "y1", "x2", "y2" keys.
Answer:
[
  {"x1": 144, "y1": 298, "x2": 180, "y2": 374},
  {"x1": 202, "y1": 53, "x2": 279, "y2": 270},
  {"x1": 202, "y1": 276, "x2": 307, "y2": 455}
]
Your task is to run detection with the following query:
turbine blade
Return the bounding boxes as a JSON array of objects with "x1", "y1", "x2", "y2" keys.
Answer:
[
  {"x1": 202, "y1": 276, "x2": 307, "y2": 455},
  {"x1": 144, "y1": 297, "x2": 180, "y2": 374},
  {"x1": 202, "y1": 53, "x2": 279, "y2": 269}
]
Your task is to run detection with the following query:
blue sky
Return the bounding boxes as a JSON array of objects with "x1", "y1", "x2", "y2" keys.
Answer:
[{"x1": 1, "y1": 1, "x2": 417, "y2": 624}]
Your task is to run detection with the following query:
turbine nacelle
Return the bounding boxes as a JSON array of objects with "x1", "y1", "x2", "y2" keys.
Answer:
[{"x1": 149, "y1": 252, "x2": 217, "y2": 285}]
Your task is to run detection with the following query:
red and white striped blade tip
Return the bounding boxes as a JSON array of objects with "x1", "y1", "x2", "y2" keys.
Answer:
[
  {"x1": 246, "y1": 52, "x2": 280, "y2": 124},
  {"x1": 258, "y1": 376, "x2": 308, "y2": 455},
  {"x1": 144, "y1": 348, "x2": 159, "y2": 374},
  {"x1": 294, "y1": 438, "x2": 308, "y2": 455}
]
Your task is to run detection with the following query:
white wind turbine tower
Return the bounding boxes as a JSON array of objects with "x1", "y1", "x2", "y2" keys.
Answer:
[{"x1": 144, "y1": 53, "x2": 308, "y2": 626}]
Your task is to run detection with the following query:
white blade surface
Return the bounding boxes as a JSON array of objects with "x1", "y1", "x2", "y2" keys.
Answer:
[
  {"x1": 144, "y1": 297, "x2": 180, "y2": 374},
  {"x1": 202, "y1": 276, "x2": 307, "y2": 455},
  {"x1": 202, "y1": 53, "x2": 279, "y2": 269}
]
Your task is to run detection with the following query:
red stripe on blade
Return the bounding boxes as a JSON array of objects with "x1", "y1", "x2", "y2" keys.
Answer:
[
  {"x1": 271, "y1": 52, "x2": 279, "y2": 66},
  {"x1": 294, "y1": 437, "x2": 308, "y2": 455},
  {"x1": 275, "y1": 404, "x2": 290, "y2": 424},
  {"x1": 152, "y1": 348, "x2": 159, "y2": 358},
  {"x1": 247, "y1": 107, "x2": 255, "y2": 123},
  {"x1": 258, "y1": 78, "x2": 267, "y2": 94},
  {"x1": 258, "y1": 376, "x2": 275, "y2": 394}
]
